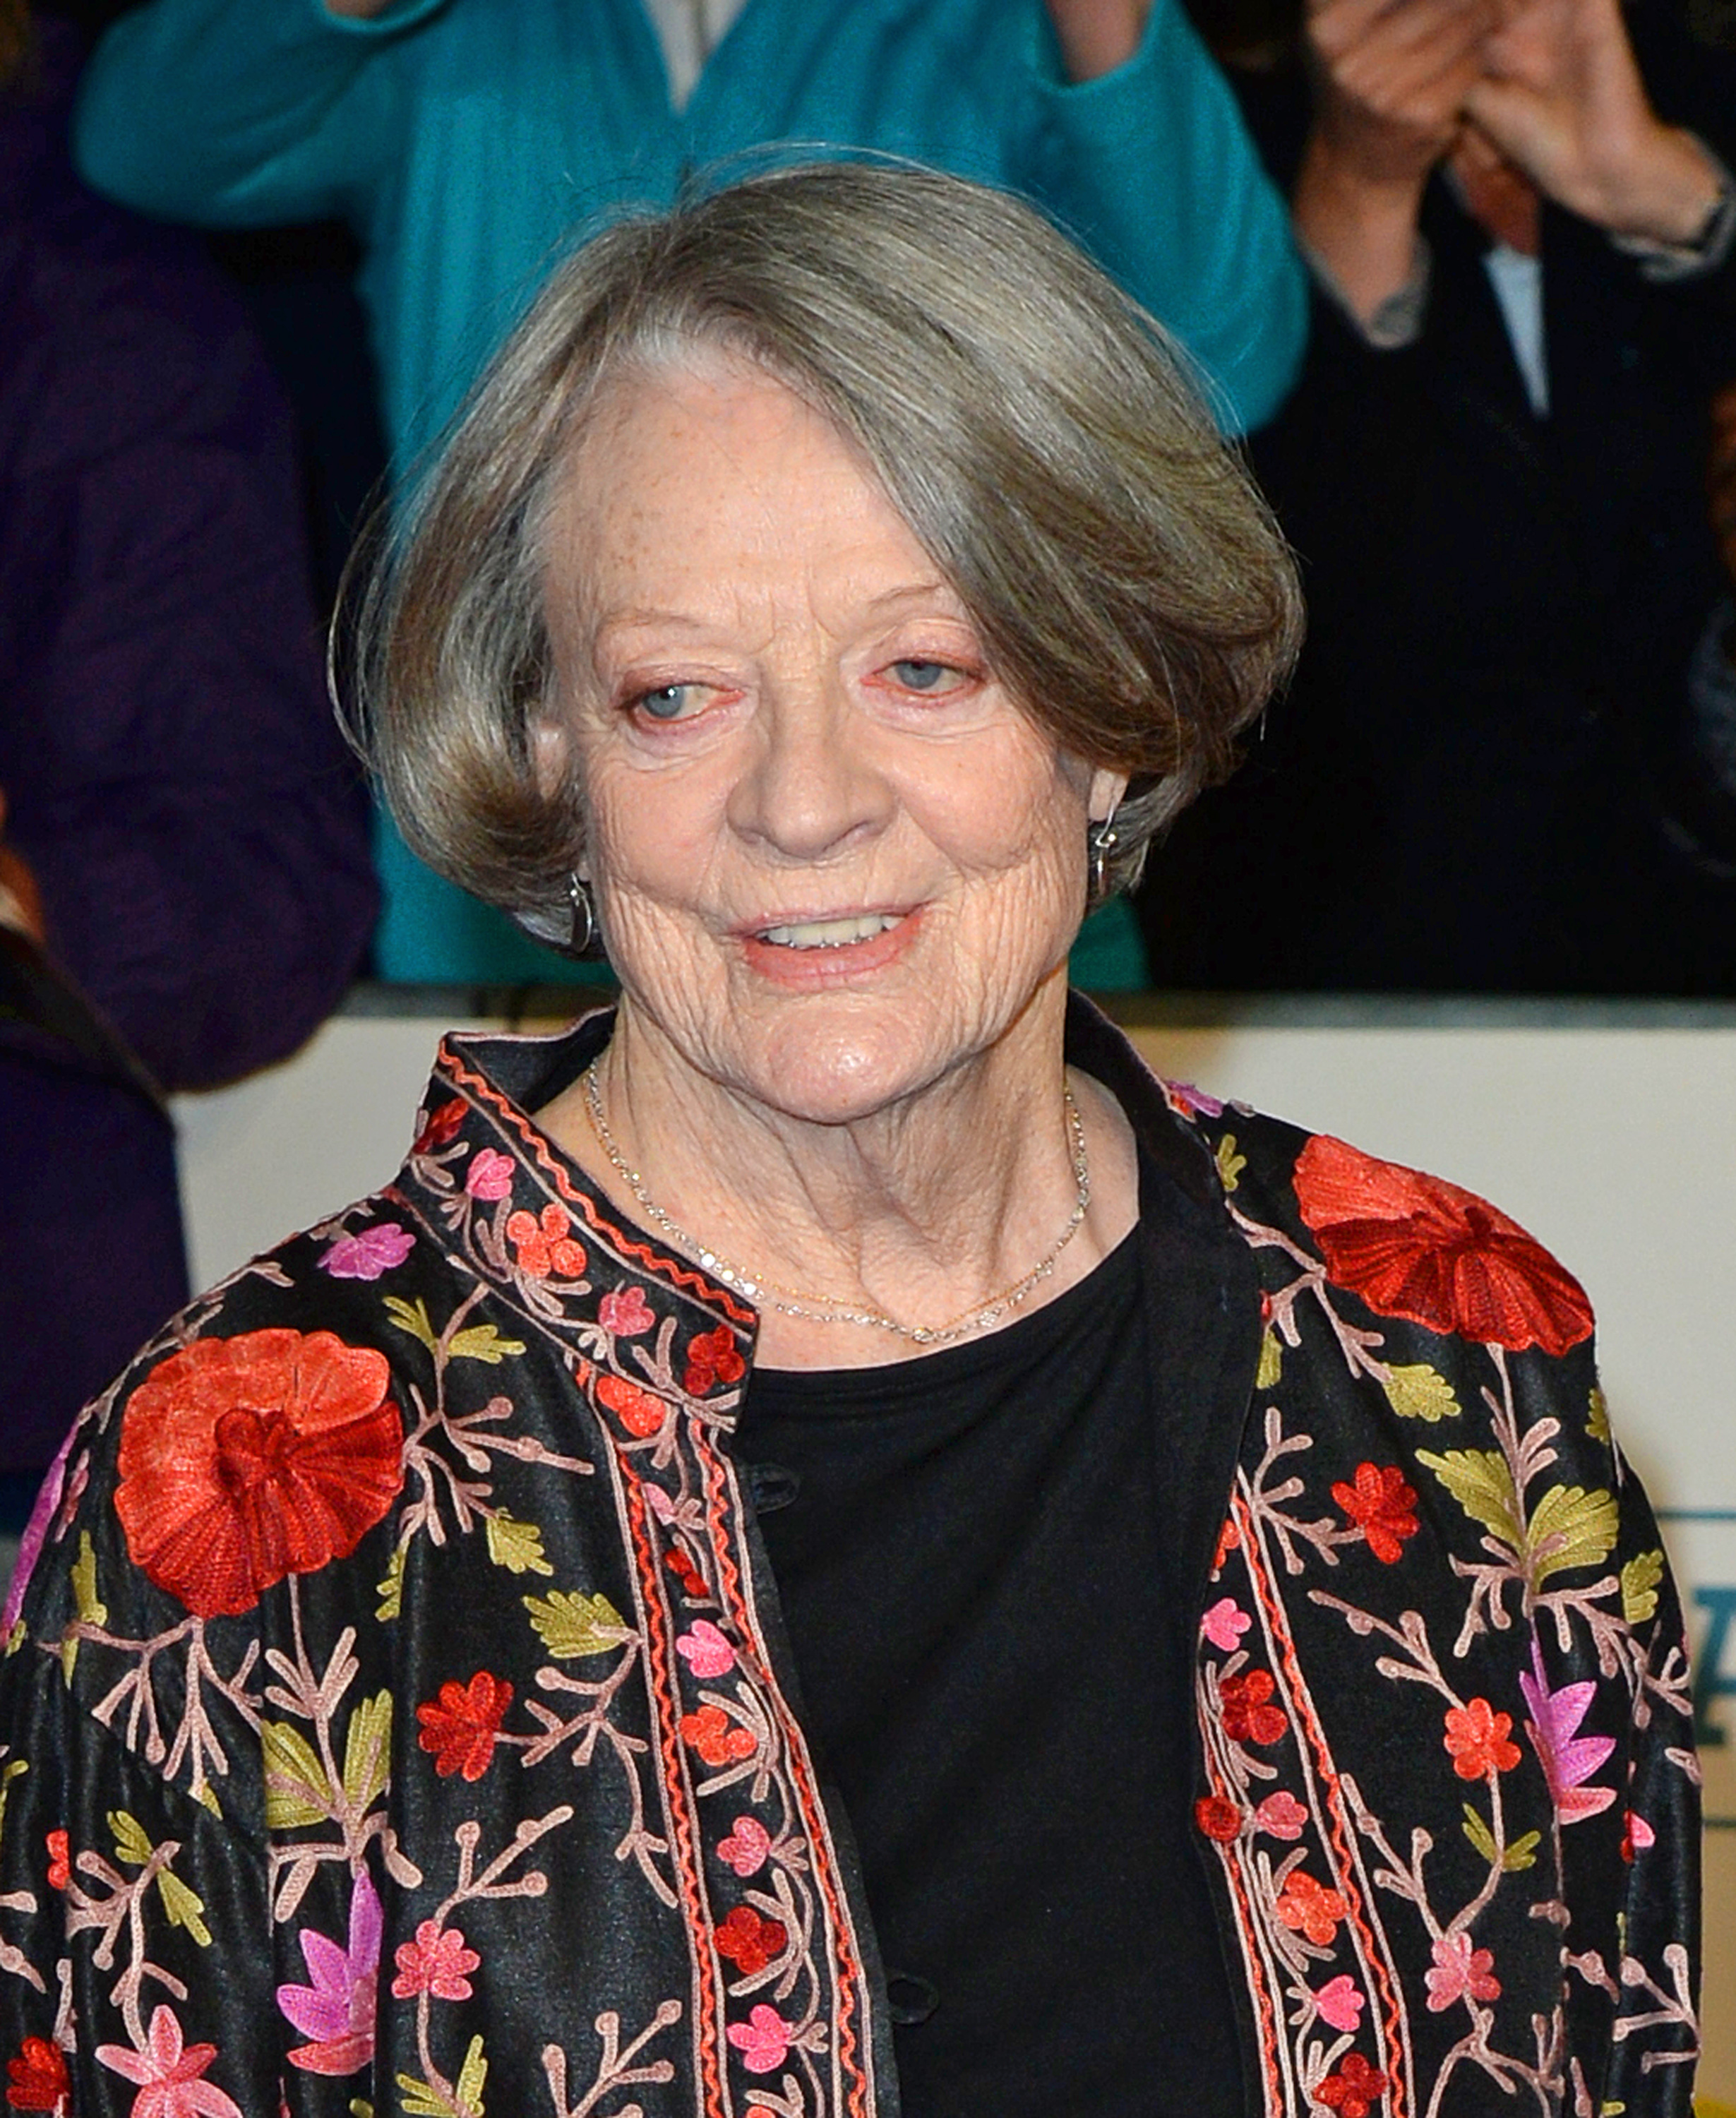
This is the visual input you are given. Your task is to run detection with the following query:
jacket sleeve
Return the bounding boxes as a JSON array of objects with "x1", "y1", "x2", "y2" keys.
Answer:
[
  {"x1": 6, "y1": 211, "x2": 377, "y2": 1089},
  {"x1": 1019, "y1": 0, "x2": 1307, "y2": 434},
  {"x1": 73, "y1": 0, "x2": 446, "y2": 228}
]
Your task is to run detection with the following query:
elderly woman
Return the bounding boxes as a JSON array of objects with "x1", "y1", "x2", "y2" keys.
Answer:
[{"x1": 0, "y1": 166, "x2": 1698, "y2": 2117}]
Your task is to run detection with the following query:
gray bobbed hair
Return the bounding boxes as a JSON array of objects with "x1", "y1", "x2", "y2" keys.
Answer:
[{"x1": 343, "y1": 160, "x2": 1303, "y2": 950}]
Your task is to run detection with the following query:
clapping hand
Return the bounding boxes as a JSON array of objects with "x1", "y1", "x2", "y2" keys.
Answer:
[
  {"x1": 1043, "y1": 0, "x2": 1151, "y2": 81},
  {"x1": 1463, "y1": 0, "x2": 1721, "y2": 243}
]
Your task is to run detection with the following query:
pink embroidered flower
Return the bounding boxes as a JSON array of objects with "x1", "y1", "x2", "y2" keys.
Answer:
[
  {"x1": 1315, "y1": 1975, "x2": 1365, "y2": 2033},
  {"x1": 319, "y1": 1221, "x2": 416, "y2": 1281},
  {"x1": 1254, "y1": 1792, "x2": 1308, "y2": 1841},
  {"x1": 714, "y1": 1905, "x2": 789, "y2": 1976},
  {"x1": 717, "y1": 1817, "x2": 772, "y2": 1877},
  {"x1": 95, "y1": 2005, "x2": 244, "y2": 2117},
  {"x1": 465, "y1": 1149, "x2": 515, "y2": 1201},
  {"x1": 391, "y1": 1921, "x2": 480, "y2": 2002},
  {"x1": 726, "y1": 2004, "x2": 793, "y2": 2074},
  {"x1": 1621, "y1": 1810, "x2": 1657, "y2": 1862},
  {"x1": 684, "y1": 1326, "x2": 746, "y2": 1396},
  {"x1": 1202, "y1": 1598, "x2": 1252, "y2": 1652},
  {"x1": 1519, "y1": 1642, "x2": 1616, "y2": 1824},
  {"x1": 1274, "y1": 1870, "x2": 1347, "y2": 1947},
  {"x1": 1163, "y1": 1081, "x2": 1224, "y2": 1118},
  {"x1": 276, "y1": 1872, "x2": 381, "y2": 2075},
  {"x1": 1442, "y1": 1697, "x2": 1521, "y2": 1781},
  {"x1": 1316, "y1": 2052, "x2": 1388, "y2": 2117},
  {"x1": 1425, "y1": 1929, "x2": 1501, "y2": 2011},
  {"x1": 676, "y1": 1620, "x2": 736, "y2": 1679},
  {"x1": 599, "y1": 1286, "x2": 656, "y2": 1336}
]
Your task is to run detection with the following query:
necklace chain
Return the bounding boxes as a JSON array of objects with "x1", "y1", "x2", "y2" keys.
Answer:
[{"x1": 580, "y1": 1062, "x2": 1091, "y2": 1348}]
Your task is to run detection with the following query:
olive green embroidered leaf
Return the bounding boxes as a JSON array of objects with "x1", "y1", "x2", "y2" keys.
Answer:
[
  {"x1": 395, "y1": 2074, "x2": 450, "y2": 2117},
  {"x1": 262, "y1": 1720, "x2": 333, "y2": 1831},
  {"x1": 5, "y1": 1617, "x2": 25, "y2": 1660},
  {"x1": 448, "y1": 1324, "x2": 527, "y2": 1365},
  {"x1": 109, "y1": 1809, "x2": 154, "y2": 1867},
  {"x1": 455, "y1": 2034, "x2": 487, "y2": 2116},
  {"x1": 383, "y1": 1296, "x2": 441, "y2": 1355},
  {"x1": 0, "y1": 1758, "x2": 28, "y2": 1853},
  {"x1": 196, "y1": 1783, "x2": 222, "y2": 1819},
  {"x1": 350, "y1": 2104, "x2": 374, "y2": 2118},
  {"x1": 1256, "y1": 1332, "x2": 1282, "y2": 1390},
  {"x1": 1461, "y1": 1802, "x2": 1499, "y2": 1865},
  {"x1": 342, "y1": 1691, "x2": 393, "y2": 1812},
  {"x1": 1382, "y1": 1364, "x2": 1461, "y2": 1423},
  {"x1": 1214, "y1": 1135, "x2": 1245, "y2": 1193},
  {"x1": 484, "y1": 1512, "x2": 553, "y2": 1577},
  {"x1": 1526, "y1": 1484, "x2": 1620, "y2": 1587},
  {"x1": 523, "y1": 1589, "x2": 631, "y2": 1660},
  {"x1": 377, "y1": 1544, "x2": 406, "y2": 1622},
  {"x1": 71, "y1": 1532, "x2": 107, "y2": 1627},
  {"x1": 1502, "y1": 1830, "x2": 1541, "y2": 1872},
  {"x1": 1621, "y1": 1549, "x2": 1665, "y2": 1627},
  {"x1": 1586, "y1": 1387, "x2": 1612, "y2": 1447},
  {"x1": 157, "y1": 1867, "x2": 212, "y2": 1946},
  {"x1": 1417, "y1": 1449, "x2": 1525, "y2": 1554}
]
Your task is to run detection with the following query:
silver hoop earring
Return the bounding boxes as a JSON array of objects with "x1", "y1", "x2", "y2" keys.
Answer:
[
  {"x1": 566, "y1": 872, "x2": 595, "y2": 957},
  {"x1": 1089, "y1": 813, "x2": 1120, "y2": 902}
]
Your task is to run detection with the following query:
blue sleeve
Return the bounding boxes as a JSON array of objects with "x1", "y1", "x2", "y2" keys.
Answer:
[
  {"x1": 1022, "y1": 0, "x2": 1307, "y2": 434},
  {"x1": 73, "y1": 0, "x2": 448, "y2": 229}
]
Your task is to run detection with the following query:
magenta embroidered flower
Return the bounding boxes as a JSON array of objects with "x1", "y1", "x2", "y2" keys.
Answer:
[
  {"x1": 277, "y1": 1872, "x2": 381, "y2": 2075},
  {"x1": 676, "y1": 1619, "x2": 736, "y2": 1679},
  {"x1": 1622, "y1": 1809, "x2": 1657, "y2": 1862},
  {"x1": 1314, "y1": 1975, "x2": 1365, "y2": 2033},
  {"x1": 95, "y1": 2005, "x2": 244, "y2": 2117},
  {"x1": 726, "y1": 2004, "x2": 793, "y2": 2074},
  {"x1": 391, "y1": 1920, "x2": 480, "y2": 2002},
  {"x1": 1519, "y1": 1642, "x2": 1616, "y2": 1824},
  {"x1": 1163, "y1": 1080, "x2": 1224, "y2": 1118},
  {"x1": 1254, "y1": 1791, "x2": 1308, "y2": 1841},
  {"x1": 717, "y1": 1817, "x2": 772, "y2": 1877},
  {"x1": 1202, "y1": 1597, "x2": 1252, "y2": 1652},
  {"x1": 465, "y1": 1148, "x2": 516, "y2": 1200},
  {"x1": 319, "y1": 1222, "x2": 416, "y2": 1281},
  {"x1": 1425, "y1": 1929, "x2": 1501, "y2": 2011},
  {"x1": 599, "y1": 1286, "x2": 655, "y2": 1336}
]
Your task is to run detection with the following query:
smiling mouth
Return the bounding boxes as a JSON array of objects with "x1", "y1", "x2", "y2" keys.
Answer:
[{"x1": 755, "y1": 914, "x2": 904, "y2": 950}]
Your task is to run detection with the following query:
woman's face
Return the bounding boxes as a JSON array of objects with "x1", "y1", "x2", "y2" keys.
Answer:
[{"x1": 541, "y1": 361, "x2": 1124, "y2": 1127}]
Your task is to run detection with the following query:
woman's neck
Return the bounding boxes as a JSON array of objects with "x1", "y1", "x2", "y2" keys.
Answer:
[{"x1": 537, "y1": 997, "x2": 1139, "y2": 1369}]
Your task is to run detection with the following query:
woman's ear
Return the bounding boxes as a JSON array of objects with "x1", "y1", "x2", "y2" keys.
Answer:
[{"x1": 1088, "y1": 769, "x2": 1130, "y2": 824}]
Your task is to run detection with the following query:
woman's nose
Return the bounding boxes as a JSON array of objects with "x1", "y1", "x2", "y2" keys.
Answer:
[{"x1": 725, "y1": 684, "x2": 893, "y2": 863}]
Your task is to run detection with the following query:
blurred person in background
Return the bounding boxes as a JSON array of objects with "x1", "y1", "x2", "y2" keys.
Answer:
[
  {"x1": 0, "y1": 0, "x2": 377, "y2": 1555},
  {"x1": 70, "y1": 0, "x2": 1310, "y2": 996},
  {"x1": 1142, "y1": 0, "x2": 1736, "y2": 995}
]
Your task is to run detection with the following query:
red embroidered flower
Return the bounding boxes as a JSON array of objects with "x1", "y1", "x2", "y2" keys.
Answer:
[
  {"x1": 6, "y1": 2035, "x2": 69, "y2": 2112},
  {"x1": 1219, "y1": 1668, "x2": 1288, "y2": 1746},
  {"x1": 1316, "y1": 2052, "x2": 1389, "y2": 2117},
  {"x1": 1212, "y1": 1519, "x2": 1240, "y2": 1571},
  {"x1": 1442, "y1": 1698, "x2": 1521, "y2": 1781},
  {"x1": 412, "y1": 1098, "x2": 467, "y2": 1155},
  {"x1": 1332, "y1": 1463, "x2": 1419, "y2": 1564},
  {"x1": 115, "y1": 1330, "x2": 404, "y2": 1620},
  {"x1": 417, "y1": 1670, "x2": 513, "y2": 1781},
  {"x1": 714, "y1": 1905, "x2": 789, "y2": 1975},
  {"x1": 666, "y1": 1548, "x2": 706, "y2": 1596},
  {"x1": 390, "y1": 1921, "x2": 479, "y2": 2002},
  {"x1": 43, "y1": 1832, "x2": 68, "y2": 1891},
  {"x1": 1293, "y1": 1133, "x2": 1592, "y2": 1356},
  {"x1": 506, "y1": 1202, "x2": 587, "y2": 1279},
  {"x1": 597, "y1": 1374, "x2": 671, "y2": 1439},
  {"x1": 681, "y1": 1704, "x2": 757, "y2": 1768},
  {"x1": 1274, "y1": 1870, "x2": 1347, "y2": 1947},
  {"x1": 683, "y1": 1327, "x2": 746, "y2": 1397},
  {"x1": 1194, "y1": 1796, "x2": 1243, "y2": 1843}
]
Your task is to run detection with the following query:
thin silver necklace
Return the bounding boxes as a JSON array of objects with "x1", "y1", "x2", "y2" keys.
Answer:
[{"x1": 580, "y1": 1062, "x2": 1091, "y2": 1348}]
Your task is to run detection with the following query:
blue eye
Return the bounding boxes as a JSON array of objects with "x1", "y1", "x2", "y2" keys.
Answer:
[
  {"x1": 890, "y1": 659, "x2": 952, "y2": 692},
  {"x1": 637, "y1": 684, "x2": 696, "y2": 720}
]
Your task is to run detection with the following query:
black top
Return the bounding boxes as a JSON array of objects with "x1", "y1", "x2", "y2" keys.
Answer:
[{"x1": 734, "y1": 1158, "x2": 1245, "y2": 2117}]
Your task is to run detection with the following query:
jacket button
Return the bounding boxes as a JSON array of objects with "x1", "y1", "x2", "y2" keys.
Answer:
[
  {"x1": 885, "y1": 1970, "x2": 940, "y2": 2026},
  {"x1": 743, "y1": 1461, "x2": 801, "y2": 1514}
]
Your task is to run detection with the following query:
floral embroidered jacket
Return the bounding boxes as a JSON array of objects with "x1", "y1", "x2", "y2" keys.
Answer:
[{"x1": 0, "y1": 1000, "x2": 1699, "y2": 2117}]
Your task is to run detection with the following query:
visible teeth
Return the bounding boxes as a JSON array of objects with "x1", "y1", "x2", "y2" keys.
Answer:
[{"x1": 759, "y1": 914, "x2": 899, "y2": 950}]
